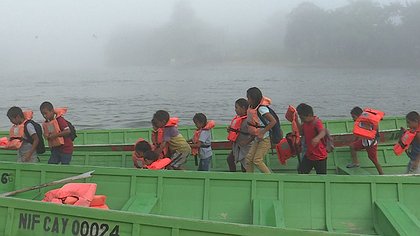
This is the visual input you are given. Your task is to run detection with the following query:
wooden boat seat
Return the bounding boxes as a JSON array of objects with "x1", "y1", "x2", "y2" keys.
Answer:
[{"x1": 374, "y1": 201, "x2": 420, "y2": 235}]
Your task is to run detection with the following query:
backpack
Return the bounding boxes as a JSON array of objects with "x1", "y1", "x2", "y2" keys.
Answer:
[
  {"x1": 57, "y1": 117, "x2": 77, "y2": 141},
  {"x1": 313, "y1": 119, "x2": 334, "y2": 153},
  {"x1": 23, "y1": 120, "x2": 46, "y2": 154},
  {"x1": 257, "y1": 106, "x2": 283, "y2": 145}
]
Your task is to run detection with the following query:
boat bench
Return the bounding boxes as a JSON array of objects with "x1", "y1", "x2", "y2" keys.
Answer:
[
  {"x1": 336, "y1": 165, "x2": 372, "y2": 175},
  {"x1": 252, "y1": 199, "x2": 285, "y2": 227},
  {"x1": 374, "y1": 200, "x2": 420, "y2": 236},
  {"x1": 121, "y1": 195, "x2": 158, "y2": 214}
]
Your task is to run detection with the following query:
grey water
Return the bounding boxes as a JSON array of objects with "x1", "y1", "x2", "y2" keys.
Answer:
[{"x1": 0, "y1": 65, "x2": 418, "y2": 130}]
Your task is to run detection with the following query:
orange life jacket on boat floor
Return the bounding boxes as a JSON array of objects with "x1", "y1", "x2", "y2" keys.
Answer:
[
  {"x1": 394, "y1": 127, "x2": 419, "y2": 156},
  {"x1": 146, "y1": 158, "x2": 172, "y2": 170},
  {"x1": 353, "y1": 108, "x2": 385, "y2": 139},
  {"x1": 42, "y1": 183, "x2": 109, "y2": 209},
  {"x1": 192, "y1": 120, "x2": 215, "y2": 156},
  {"x1": 42, "y1": 108, "x2": 68, "y2": 148},
  {"x1": 227, "y1": 115, "x2": 247, "y2": 142}
]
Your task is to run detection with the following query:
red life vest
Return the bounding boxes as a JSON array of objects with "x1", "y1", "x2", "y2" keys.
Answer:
[
  {"x1": 42, "y1": 183, "x2": 108, "y2": 209},
  {"x1": 42, "y1": 108, "x2": 68, "y2": 148},
  {"x1": 247, "y1": 97, "x2": 271, "y2": 136},
  {"x1": 353, "y1": 108, "x2": 385, "y2": 139},
  {"x1": 7, "y1": 110, "x2": 34, "y2": 150},
  {"x1": 191, "y1": 120, "x2": 215, "y2": 156},
  {"x1": 394, "y1": 127, "x2": 419, "y2": 156},
  {"x1": 132, "y1": 138, "x2": 147, "y2": 168},
  {"x1": 276, "y1": 105, "x2": 301, "y2": 165},
  {"x1": 151, "y1": 117, "x2": 179, "y2": 158},
  {"x1": 146, "y1": 158, "x2": 172, "y2": 170},
  {"x1": 285, "y1": 105, "x2": 297, "y2": 122},
  {"x1": 227, "y1": 115, "x2": 247, "y2": 142}
]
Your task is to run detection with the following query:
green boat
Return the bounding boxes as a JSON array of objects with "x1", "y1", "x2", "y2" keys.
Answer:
[
  {"x1": 0, "y1": 162, "x2": 418, "y2": 236},
  {"x1": 0, "y1": 145, "x2": 410, "y2": 175},
  {"x1": 0, "y1": 117, "x2": 405, "y2": 151}
]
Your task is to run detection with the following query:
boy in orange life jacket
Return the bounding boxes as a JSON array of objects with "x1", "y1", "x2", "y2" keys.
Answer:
[
  {"x1": 40, "y1": 101, "x2": 73, "y2": 164},
  {"x1": 245, "y1": 87, "x2": 276, "y2": 173},
  {"x1": 347, "y1": 107, "x2": 384, "y2": 175},
  {"x1": 132, "y1": 139, "x2": 152, "y2": 168},
  {"x1": 189, "y1": 113, "x2": 213, "y2": 171},
  {"x1": 7, "y1": 107, "x2": 40, "y2": 163},
  {"x1": 405, "y1": 111, "x2": 420, "y2": 174},
  {"x1": 152, "y1": 110, "x2": 191, "y2": 170},
  {"x1": 296, "y1": 103, "x2": 328, "y2": 174},
  {"x1": 227, "y1": 98, "x2": 252, "y2": 172}
]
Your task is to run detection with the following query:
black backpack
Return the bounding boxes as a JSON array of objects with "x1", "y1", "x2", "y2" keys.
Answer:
[
  {"x1": 57, "y1": 117, "x2": 77, "y2": 141},
  {"x1": 257, "y1": 106, "x2": 283, "y2": 145},
  {"x1": 23, "y1": 120, "x2": 46, "y2": 154}
]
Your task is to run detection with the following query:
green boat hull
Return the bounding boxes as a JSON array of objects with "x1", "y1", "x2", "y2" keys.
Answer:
[{"x1": 0, "y1": 162, "x2": 419, "y2": 235}]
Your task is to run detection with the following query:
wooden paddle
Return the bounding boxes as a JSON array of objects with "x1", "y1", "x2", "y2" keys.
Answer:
[{"x1": 0, "y1": 170, "x2": 95, "y2": 197}]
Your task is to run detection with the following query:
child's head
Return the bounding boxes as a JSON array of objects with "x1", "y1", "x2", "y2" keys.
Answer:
[
  {"x1": 135, "y1": 140, "x2": 152, "y2": 157},
  {"x1": 296, "y1": 103, "x2": 314, "y2": 123},
  {"x1": 152, "y1": 110, "x2": 170, "y2": 128},
  {"x1": 7, "y1": 106, "x2": 24, "y2": 125},
  {"x1": 235, "y1": 98, "x2": 248, "y2": 116},
  {"x1": 406, "y1": 111, "x2": 419, "y2": 130},
  {"x1": 40, "y1": 101, "x2": 55, "y2": 121},
  {"x1": 193, "y1": 113, "x2": 207, "y2": 129},
  {"x1": 143, "y1": 150, "x2": 158, "y2": 165},
  {"x1": 246, "y1": 87, "x2": 262, "y2": 109},
  {"x1": 350, "y1": 106, "x2": 363, "y2": 121}
]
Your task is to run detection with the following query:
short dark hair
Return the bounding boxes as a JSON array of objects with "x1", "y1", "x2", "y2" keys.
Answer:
[
  {"x1": 144, "y1": 150, "x2": 158, "y2": 162},
  {"x1": 193, "y1": 113, "x2": 207, "y2": 124},
  {"x1": 7, "y1": 106, "x2": 24, "y2": 119},
  {"x1": 40, "y1": 101, "x2": 54, "y2": 111},
  {"x1": 297, "y1": 103, "x2": 314, "y2": 117},
  {"x1": 350, "y1": 107, "x2": 363, "y2": 117},
  {"x1": 235, "y1": 98, "x2": 248, "y2": 109},
  {"x1": 135, "y1": 140, "x2": 152, "y2": 153},
  {"x1": 246, "y1": 87, "x2": 262, "y2": 108},
  {"x1": 406, "y1": 111, "x2": 419, "y2": 123},
  {"x1": 153, "y1": 110, "x2": 170, "y2": 123}
]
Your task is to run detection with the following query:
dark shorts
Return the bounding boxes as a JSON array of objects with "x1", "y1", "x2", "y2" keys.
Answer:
[
  {"x1": 351, "y1": 139, "x2": 378, "y2": 163},
  {"x1": 49, "y1": 148, "x2": 72, "y2": 165},
  {"x1": 198, "y1": 156, "x2": 212, "y2": 171},
  {"x1": 299, "y1": 156, "x2": 327, "y2": 175}
]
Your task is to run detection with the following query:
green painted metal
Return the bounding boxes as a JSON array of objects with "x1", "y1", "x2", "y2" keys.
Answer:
[
  {"x1": 0, "y1": 145, "x2": 410, "y2": 175},
  {"x1": 0, "y1": 162, "x2": 419, "y2": 235}
]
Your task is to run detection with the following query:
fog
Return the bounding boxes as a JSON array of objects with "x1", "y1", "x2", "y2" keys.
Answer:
[{"x1": 0, "y1": 0, "x2": 418, "y2": 70}]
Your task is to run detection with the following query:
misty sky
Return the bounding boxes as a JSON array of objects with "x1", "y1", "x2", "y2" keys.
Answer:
[{"x1": 0, "y1": 0, "x2": 408, "y2": 70}]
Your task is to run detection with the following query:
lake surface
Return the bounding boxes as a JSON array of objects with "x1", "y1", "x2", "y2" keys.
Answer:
[{"x1": 0, "y1": 65, "x2": 418, "y2": 130}]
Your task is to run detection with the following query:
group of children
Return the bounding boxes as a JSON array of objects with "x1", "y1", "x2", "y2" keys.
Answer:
[
  {"x1": 5, "y1": 88, "x2": 419, "y2": 175},
  {"x1": 5, "y1": 102, "x2": 74, "y2": 165}
]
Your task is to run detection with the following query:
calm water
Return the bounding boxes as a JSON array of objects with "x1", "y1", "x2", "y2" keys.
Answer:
[{"x1": 0, "y1": 65, "x2": 419, "y2": 130}]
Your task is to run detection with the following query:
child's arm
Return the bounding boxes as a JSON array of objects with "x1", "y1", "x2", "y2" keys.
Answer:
[
  {"x1": 22, "y1": 133, "x2": 39, "y2": 161},
  {"x1": 49, "y1": 128, "x2": 71, "y2": 139},
  {"x1": 154, "y1": 141, "x2": 167, "y2": 157},
  {"x1": 189, "y1": 141, "x2": 202, "y2": 148},
  {"x1": 257, "y1": 112, "x2": 277, "y2": 139},
  {"x1": 312, "y1": 120, "x2": 326, "y2": 146}
]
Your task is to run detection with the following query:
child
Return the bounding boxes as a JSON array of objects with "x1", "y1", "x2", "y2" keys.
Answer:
[
  {"x1": 404, "y1": 111, "x2": 420, "y2": 174},
  {"x1": 152, "y1": 110, "x2": 191, "y2": 170},
  {"x1": 245, "y1": 87, "x2": 276, "y2": 173},
  {"x1": 347, "y1": 107, "x2": 384, "y2": 175},
  {"x1": 143, "y1": 151, "x2": 172, "y2": 170},
  {"x1": 6, "y1": 107, "x2": 40, "y2": 163},
  {"x1": 227, "y1": 98, "x2": 252, "y2": 172},
  {"x1": 296, "y1": 103, "x2": 328, "y2": 174},
  {"x1": 132, "y1": 138, "x2": 152, "y2": 168},
  {"x1": 189, "y1": 113, "x2": 214, "y2": 171},
  {"x1": 40, "y1": 101, "x2": 74, "y2": 164}
]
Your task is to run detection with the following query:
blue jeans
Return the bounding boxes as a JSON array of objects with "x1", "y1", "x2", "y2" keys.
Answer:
[
  {"x1": 49, "y1": 148, "x2": 72, "y2": 164},
  {"x1": 198, "y1": 156, "x2": 212, "y2": 171}
]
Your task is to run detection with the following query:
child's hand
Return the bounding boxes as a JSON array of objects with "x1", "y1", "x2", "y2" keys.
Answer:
[
  {"x1": 311, "y1": 137, "x2": 321, "y2": 146},
  {"x1": 257, "y1": 130, "x2": 265, "y2": 140}
]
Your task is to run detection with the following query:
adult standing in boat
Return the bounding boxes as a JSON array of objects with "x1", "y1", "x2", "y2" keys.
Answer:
[
  {"x1": 245, "y1": 87, "x2": 276, "y2": 173},
  {"x1": 296, "y1": 103, "x2": 328, "y2": 174},
  {"x1": 403, "y1": 111, "x2": 420, "y2": 174},
  {"x1": 346, "y1": 107, "x2": 384, "y2": 175}
]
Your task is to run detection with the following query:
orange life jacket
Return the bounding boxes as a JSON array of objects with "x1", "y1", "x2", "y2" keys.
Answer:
[
  {"x1": 151, "y1": 117, "x2": 179, "y2": 158},
  {"x1": 146, "y1": 157, "x2": 172, "y2": 170},
  {"x1": 227, "y1": 115, "x2": 247, "y2": 142},
  {"x1": 42, "y1": 108, "x2": 68, "y2": 148},
  {"x1": 191, "y1": 120, "x2": 215, "y2": 156},
  {"x1": 247, "y1": 97, "x2": 271, "y2": 136},
  {"x1": 276, "y1": 105, "x2": 301, "y2": 165},
  {"x1": 89, "y1": 195, "x2": 109, "y2": 210},
  {"x1": 42, "y1": 183, "x2": 109, "y2": 209},
  {"x1": 394, "y1": 127, "x2": 419, "y2": 156},
  {"x1": 285, "y1": 105, "x2": 297, "y2": 123},
  {"x1": 132, "y1": 138, "x2": 147, "y2": 168},
  {"x1": 7, "y1": 110, "x2": 34, "y2": 150},
  {"x1": 353, "y1": 108, "x2": 385, "y2": 139}
]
